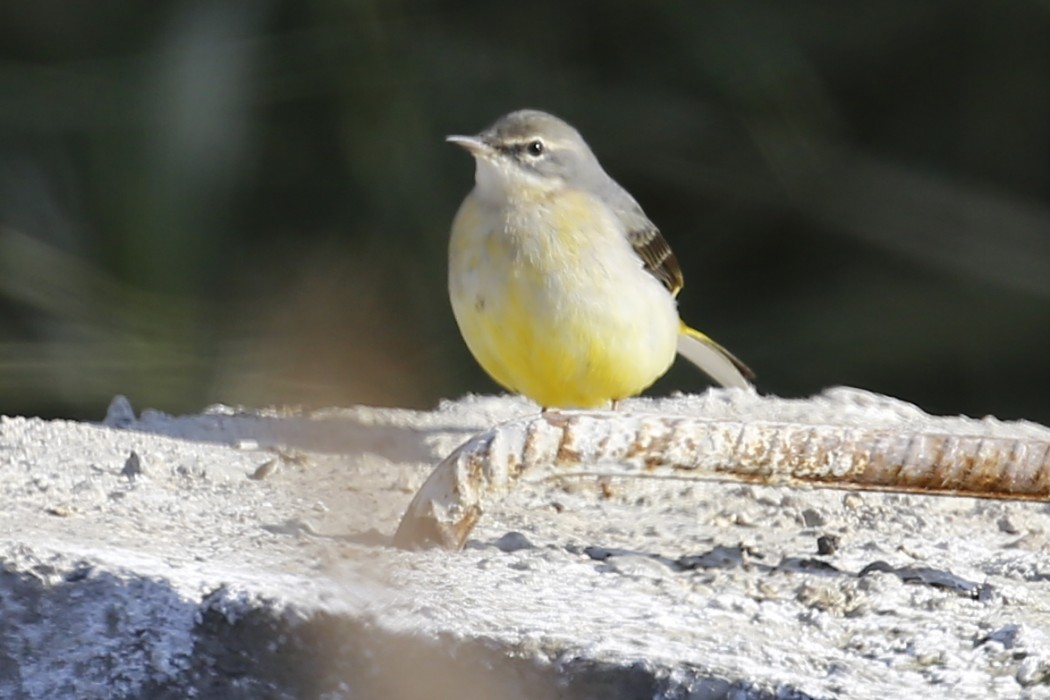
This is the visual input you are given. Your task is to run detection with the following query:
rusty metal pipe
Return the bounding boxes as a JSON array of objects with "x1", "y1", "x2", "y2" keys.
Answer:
[{"x1": 395, "y1": 408, "x2": 1050, "y2": 550}]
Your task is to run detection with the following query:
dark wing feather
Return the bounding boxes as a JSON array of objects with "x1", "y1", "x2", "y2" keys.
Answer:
[
  {"x1": 627, "y1": 224, "x2": 684, "y2": 297},
  {"x1": 591, "y1": 170, "x2": 685, "y2": 296}
]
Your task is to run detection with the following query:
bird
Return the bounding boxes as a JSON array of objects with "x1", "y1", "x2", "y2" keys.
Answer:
[{"x1": 446, "y1": 109, "x2": 753, "y2": 409}]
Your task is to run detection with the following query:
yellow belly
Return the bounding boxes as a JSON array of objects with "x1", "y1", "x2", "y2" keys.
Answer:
[{"x1": 448, "y1": 189, "x2": 678, "y2": 408}]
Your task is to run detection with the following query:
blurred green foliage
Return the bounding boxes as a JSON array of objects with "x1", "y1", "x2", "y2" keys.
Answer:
[{"x1": 1, "y1": 0, "x2": 1048, "y2": 422}]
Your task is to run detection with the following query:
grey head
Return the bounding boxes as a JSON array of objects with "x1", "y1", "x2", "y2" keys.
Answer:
[{"x1": 447, "y1": 109, "x2": 625, "y2": 198}]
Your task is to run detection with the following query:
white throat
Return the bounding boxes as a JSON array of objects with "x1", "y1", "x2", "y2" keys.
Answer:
[{"x1": 472, "y1": 157, "x2": 509, "y2": 202}]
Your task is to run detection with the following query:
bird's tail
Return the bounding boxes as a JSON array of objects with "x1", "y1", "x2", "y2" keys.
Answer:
[{"x1": 676, "y1": 323, "x2": 755, "y2": 390}]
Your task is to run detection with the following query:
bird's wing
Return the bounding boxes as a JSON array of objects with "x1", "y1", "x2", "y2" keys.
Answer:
[
  {"x1": 595, "y1": 176, "x2": 685, "y2": 296},
  {"x1": 626, "y1": 223, "x2": 684, "y2": 297}
]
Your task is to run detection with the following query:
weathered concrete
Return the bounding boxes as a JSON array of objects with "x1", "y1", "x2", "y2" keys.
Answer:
[{"x1": 3, "y1": 390, "x2": 1050, "y2": 699}]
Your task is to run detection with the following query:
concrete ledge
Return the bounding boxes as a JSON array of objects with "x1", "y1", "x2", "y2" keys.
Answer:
[{"x1": 3, "y1": 391, "x2": 1050, "y2": 699}]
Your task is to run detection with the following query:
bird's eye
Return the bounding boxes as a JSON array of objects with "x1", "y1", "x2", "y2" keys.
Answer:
[{"x1": 526, "y1": 140, "x2": 544, "y2": 157}]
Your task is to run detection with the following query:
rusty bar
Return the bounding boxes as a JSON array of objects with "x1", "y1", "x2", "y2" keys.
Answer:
[{"x1": 394, "y1": 410, "x2": 1050, "y2": 550}]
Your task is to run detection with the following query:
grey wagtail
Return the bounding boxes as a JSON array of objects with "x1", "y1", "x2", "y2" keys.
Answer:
[{"x1": 447, "y1": 109, "x2": 754, "y2": 409}]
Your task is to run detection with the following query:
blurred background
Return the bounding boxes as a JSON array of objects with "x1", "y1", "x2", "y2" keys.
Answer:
[{"x1": 1, "y1": 1, "x2": 1048, "y2": 423}]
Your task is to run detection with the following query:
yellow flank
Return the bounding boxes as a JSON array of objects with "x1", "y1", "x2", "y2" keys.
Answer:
[{"x1": 449, "y1": 188, "x2": 679, "y2": 408}]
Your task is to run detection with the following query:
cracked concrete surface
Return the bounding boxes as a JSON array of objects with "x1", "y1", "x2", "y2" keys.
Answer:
[{"x1": 3, "y1": 390, "x2": 1050, "y2": 699}]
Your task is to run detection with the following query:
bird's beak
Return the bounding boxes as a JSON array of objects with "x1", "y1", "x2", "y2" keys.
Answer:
[{"x1": 446, "y1": 135, "x2": 492, "y2": 156}]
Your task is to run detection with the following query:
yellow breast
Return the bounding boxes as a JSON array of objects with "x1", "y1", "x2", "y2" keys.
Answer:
[{"x1": 448, "y1": 187, "x2": 679, "y2": 408}]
